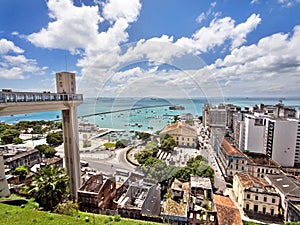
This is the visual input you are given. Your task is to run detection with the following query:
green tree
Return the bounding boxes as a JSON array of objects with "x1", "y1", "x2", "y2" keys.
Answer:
[
  {"x1": 35, "y1": 144, "x2": 57, "y2": 158},
  {"x1": 160, "y1": 134, "x2": 177, "y2": 151},
  {"x1": 0, "y1": 128, "x2": 20, "y2": 144},
  {"x1": 12, "y1": 166, "x2": 29, "y2": 181},
  {"x1": 46, "y1": 131, "x2": 63, "y2": 147},
  {"x1": 135, "y1": 131, "x2": 151, "y2": 141},
  {"x1": 26, "y1": 165, "x2": 69, "y2": 211},
  {"x1": 115, "y1": 139, "x2": 129, "y2": 148},
  {"x1": 12, "y1": 137, "x2": 23, "y2": 144}
]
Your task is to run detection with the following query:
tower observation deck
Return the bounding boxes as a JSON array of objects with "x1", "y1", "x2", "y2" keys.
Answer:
[{"x1": 0, "y1": 72, "x2": 83, "y2": 199}]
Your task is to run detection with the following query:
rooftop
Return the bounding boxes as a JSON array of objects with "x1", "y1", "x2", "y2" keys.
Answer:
[
  {"x1": 221, "y1": 138, "x2": 244, "y2": 157},
  {"x1": 266, "y1": 173, "x2": 300, "y2": 199},
  {"x1": 79, "y1": 174, "x2": 104, "y2": 193},
  {"x1": 235, "y1": 173, "x2": 276, "y2": 193},
  {"x1": 190, "y1": 176, "x2": 212, "y2": 190},
  {"x1": 246, "y1": 152, "x2": 280, "y2": 167},
  {"x1": 214, "y1": 194, "x2": 242, "y2": 225},
  {"x1": 160, "y1": 121, "x2": 197, "y2": 136}
]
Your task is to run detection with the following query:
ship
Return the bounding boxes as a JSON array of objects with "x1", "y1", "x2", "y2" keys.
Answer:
[{"x1": 169, "y1": 105, "x2": 185, "y2": 110}]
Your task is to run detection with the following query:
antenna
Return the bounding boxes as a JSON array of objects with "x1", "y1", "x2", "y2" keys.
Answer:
[{"x1": 65, "y1": 54, "x2": 68, "y2": 71}]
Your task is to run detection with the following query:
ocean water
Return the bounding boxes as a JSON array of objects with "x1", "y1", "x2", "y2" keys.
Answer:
[{"x1": 1, "y1": 97, "x2": 300, "y2": 133}]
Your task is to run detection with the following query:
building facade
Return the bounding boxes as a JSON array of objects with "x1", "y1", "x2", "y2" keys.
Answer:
[
  {"x1": 160, "y1": 121, "x2": 197, "y2": 148},
  {"x1": 233, "y1": 173, "x2": 281, "y2": 217}
]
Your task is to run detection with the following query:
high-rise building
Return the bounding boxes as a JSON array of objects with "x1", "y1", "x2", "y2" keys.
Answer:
[
  {"x1": 264, "y1": 118, "x2": 299, "y2": 167},
  {"x1": 243, "y1": 113, "x2": 265, "y2": 154}
]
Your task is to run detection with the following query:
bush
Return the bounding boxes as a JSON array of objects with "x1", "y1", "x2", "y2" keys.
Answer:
[
  {"x1": 54, "y1": 201, "x2": 79, "y2": 216},
  {"x1": 104, "y1": 216, "x2": 113, "y2": 223},
  {"x1": 114, "y1": 215, "x2": 121, "y2": 222}
]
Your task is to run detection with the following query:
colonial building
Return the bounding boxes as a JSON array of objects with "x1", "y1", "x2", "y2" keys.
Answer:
[
  {"x1": 216, "y1": 138, "x2": 246, "y2": 182},
  {"x1": 78, "y1": 174, "x2": 116, "y2": 213},
  {"x1": 117, "y1": 178, "x2": 161, "y2": 220},
  {"x1": 233, "y1": 173, "x2": 281, "y2": 218},
  {"x1": 4, "y1": 148, "x2": 41, "y2": 170},
  {"x1": 245, "y1": 152, "x2": 281, "y2": 178},
  {"x1": 160, "y1": 121, "x2": 197, "y2": 148},
  {"x1": 188, "y1": 176, "x2": 217, "y2": 225}
]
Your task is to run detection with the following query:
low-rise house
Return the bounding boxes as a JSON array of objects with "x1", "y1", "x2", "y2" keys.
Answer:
[
  {"x1": 171, "y1": 178, "x2": 185, "y2": 199},
  {"x1": 217, "y1": 138, "x2": 246, "y2": 182},
  {"x1": 78, "y1": 122, "x2": 98, "y2": 133},
  {"x1": 233, "y1": 173, "x2": 281, "y2": 218},
  {"x1": 78, "y1": 174, "x2": 116, "y2": 213},
  {"x1": 160, "y1": 121, "x2": 197, "y2": 148},
  {"x1": 117, "y1": 178, "x2": 161, "y2": 221},
  {"x1": 188, "y1": 176, "x2": 217, "y2": 225},
  {"x1": 162, "y1": 179, "x2": 189, "y2": 224},
  {"x1": 4, "y1": 148, "x2": 41, "y2": 170},
  {"x1": 214, "y1": 194, "x2": 242, "y2": 225},
  {"x1": 265, "y1": 173, "x2": 300, "y2": 222}
]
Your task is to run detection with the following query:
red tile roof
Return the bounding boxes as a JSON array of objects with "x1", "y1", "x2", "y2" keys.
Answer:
[
  {"x1": 214, "y1": 194, "x2": 242, "y2": 225},
  {"x1": 222, "y1": 139, "x2": 244, "y2": 157}
]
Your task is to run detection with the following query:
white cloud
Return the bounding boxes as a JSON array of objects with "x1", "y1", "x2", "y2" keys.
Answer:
[
  {"x1": 0, "y1": 39, "x2": 46, "y2": 79},
  {"x1": 27, "y1": 0, "x2": 102, "y2": 53},
  {"x1": 211, "y1": 25, "x2": 300, "y2": 96},
  {"x1": 196, "y1": 13, "x2": 206, "y2": 23},
  {"x1": 102, "y1": 0, "x2": 141, "y2": 23},
  {"x1": 0, "y1": 39, "x2": 24, "y2": 55},
  {"x1": 177, "y1": 14, "x2": 261, "y2": 53},
  {"x1": 277, "y1": 0, "x2": 300, "y2": 7},
  {"x1": 195, "y1": 1, "x2": 217, "y2": 24}
]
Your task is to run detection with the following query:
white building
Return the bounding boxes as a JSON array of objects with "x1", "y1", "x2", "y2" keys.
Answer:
[
  {"x1": 264, "y1": 118, "x2": 299, "y2": 167},
  {"x1": 243, "y1": 114, "x2": 265, "y2": 154}
]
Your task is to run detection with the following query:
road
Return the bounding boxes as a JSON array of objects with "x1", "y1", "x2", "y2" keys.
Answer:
[{"x1": 80, "y1": 147, "x2": 136, "y2": 175}]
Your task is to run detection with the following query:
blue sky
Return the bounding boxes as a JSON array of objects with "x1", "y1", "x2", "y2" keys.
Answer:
[{"x1": 0, "y1": 0, "x2": 300, "y2": 98}]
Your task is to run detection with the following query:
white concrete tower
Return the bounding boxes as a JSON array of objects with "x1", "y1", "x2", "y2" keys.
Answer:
[
  {"x1": 56, "y1": 72, "x2": 81, "y2": 199},
  {"x1": 0, "y1": 154, "x2": 10, "y2": 197}
]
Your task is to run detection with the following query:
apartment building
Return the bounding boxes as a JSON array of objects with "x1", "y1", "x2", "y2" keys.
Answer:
[
  {"x1": 243, "y1": 113, "x2": 265, "y2": 154},
  {"x1": 264, "y1": 118, "x2": 299, "y2": 167}
]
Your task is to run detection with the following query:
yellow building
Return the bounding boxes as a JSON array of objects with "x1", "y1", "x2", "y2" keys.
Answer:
[
  {"x1": 233, "y1": 173, "x2": 281, "y2": 217},
  {"x1": 160, "y1": 122, "x2": 197, "y2": 148}
]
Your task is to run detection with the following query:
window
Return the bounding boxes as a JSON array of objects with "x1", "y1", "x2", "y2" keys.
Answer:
[
  {"x1": 254, "y1": 205, "x2": 258, "y2": 212},
  {"x1": 271, "y1": 208, "x2": 274, "y2": 215},
  {"x1": 264, "y1": 197, "x2": 267, "y2": 202},
  {"x1": 257, "y1": 168, "x2": 260, "y2": 173},
  {"x1": 263, "y1": 207, "x2": 266, "y2": 214},
  {"x1": 255, "y1": 196, "x2": 258, "y2": 200},
  {"x1": 246, "y1": 204, "x2": 249, "y2": 210},
  {"x1": 272, "y1": 198, "x2": 275, "y2": 203},
  {"x1": 247, "y1": 194, "x2": 251, "y2": 199}
]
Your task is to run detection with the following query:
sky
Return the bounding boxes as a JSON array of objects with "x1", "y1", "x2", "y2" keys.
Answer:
[{"x1": 0, "y1": 0, "x2": 300, "y2": 99}]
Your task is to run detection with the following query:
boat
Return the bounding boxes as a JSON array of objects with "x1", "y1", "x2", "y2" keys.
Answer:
[{"x1": 169, "y1": 105, "x2": 185, "y2": 110}]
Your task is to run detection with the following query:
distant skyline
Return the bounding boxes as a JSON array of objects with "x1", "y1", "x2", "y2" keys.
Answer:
[{"x1": 0, "y1": 0, "x2": 300, "y2": 98}]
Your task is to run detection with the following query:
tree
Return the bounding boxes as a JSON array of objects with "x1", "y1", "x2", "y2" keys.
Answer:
[
  {"x1": 35, "y1": 144, "x2": 57, "y2": 158},
  {"x1": 12, "y1": 166, "x2": 29, "y2": 181},
  {"x1": 0, "y1": 128, "x2": 20, "y2": 144},
  {"x1": 26, "y1": 165, "x2": 69, "y2": 211},
  {"x1": 160, "y1": 134, "x2": 177, "y2": 151},
  {"x1": 115, "y1": 139, "x2": 129, "y2": 148},
  {"x1": 46, "y1": 131, "x2": 63, "y2": 147}
]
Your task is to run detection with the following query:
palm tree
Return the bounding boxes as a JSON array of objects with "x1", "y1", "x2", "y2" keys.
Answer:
[{"x1": 26, "y1": 165, "x2": 69, "y2": 211}]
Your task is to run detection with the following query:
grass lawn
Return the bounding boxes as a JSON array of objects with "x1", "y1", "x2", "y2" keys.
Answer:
[{"x1": 0, "y1": 201, "x2": 162, "y2": 225}]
